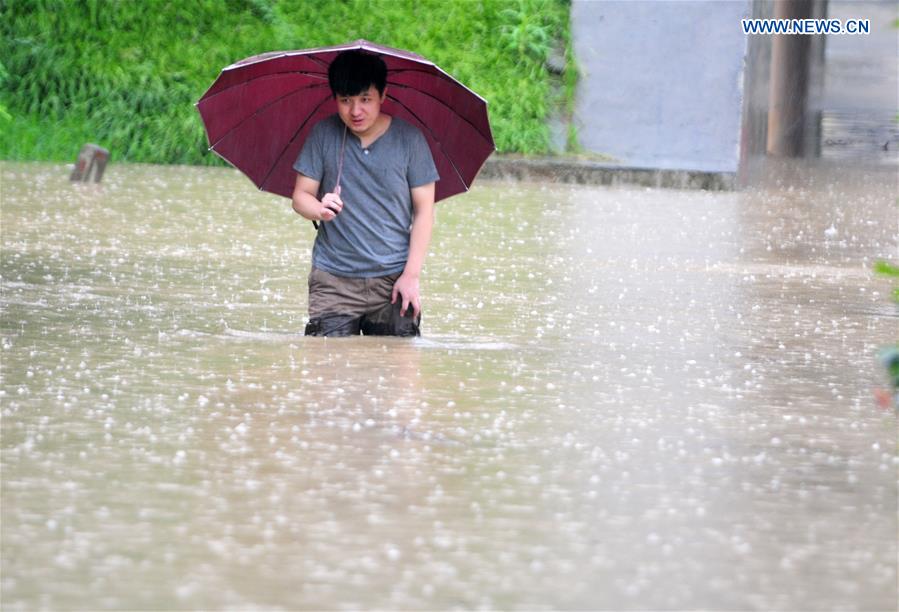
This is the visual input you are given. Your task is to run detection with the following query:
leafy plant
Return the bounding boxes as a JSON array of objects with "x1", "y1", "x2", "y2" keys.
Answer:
[
  {"x1": 881, "y1": 347, "x2": 899, "y2": 390},
  {"x1": 499, "y1": 0, "x2": 555, "y2": 64},
  {"x1": 873, "y1": 259, "x2": 899, "y2": 400},
  {"x1": 0, "y1": 61, "x2": 10, "y2": 125},
  {"x1": 0, "y1": 0, "x2": 574, "y2": 163},
  {"x1": 874, "y1": 260, "x2": 899, "y2": 303}
]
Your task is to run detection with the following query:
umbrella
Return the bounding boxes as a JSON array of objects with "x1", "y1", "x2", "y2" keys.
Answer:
[{"x1": 196, "y1": 39, "x2": 495, "y2": 203}]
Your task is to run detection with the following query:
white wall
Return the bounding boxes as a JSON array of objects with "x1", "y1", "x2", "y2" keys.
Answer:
[{"x1": 571, "y1": 0, "x2": 751, "y2": 172}]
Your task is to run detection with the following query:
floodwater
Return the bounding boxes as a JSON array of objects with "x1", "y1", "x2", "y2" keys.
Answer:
[{"x1": 1, "y1": 160, "x2": 896, "y2": 610}]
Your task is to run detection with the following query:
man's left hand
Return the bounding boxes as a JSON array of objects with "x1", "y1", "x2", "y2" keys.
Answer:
[{"x1": 391, "y1": 273, "x2": 421, "y2": 318}]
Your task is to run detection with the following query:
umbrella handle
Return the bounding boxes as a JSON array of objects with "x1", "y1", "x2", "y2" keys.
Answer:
[
  {"x1": 312, "y1": 125, "x2": 348, "y2": 231},
  {"x1": 334, "y1": 124, "x2": 347, "y2": 193}
]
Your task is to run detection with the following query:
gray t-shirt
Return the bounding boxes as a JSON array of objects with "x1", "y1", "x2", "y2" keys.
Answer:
[{"x1": 294, "y1": 114, "x2": 439, "y2": 278}]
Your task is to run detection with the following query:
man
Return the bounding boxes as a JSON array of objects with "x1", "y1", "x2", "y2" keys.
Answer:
[{"x1": 292, "y1": 50, "x2": 439, "y2": 337}]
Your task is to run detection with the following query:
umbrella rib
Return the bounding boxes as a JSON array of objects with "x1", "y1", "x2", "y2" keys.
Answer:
[
  {"x1": 387, "y1": 81, "x2": 494, "y2": 147},
  {"x1": 202, "y1": 69, "x2": 492, "y2": 146},
  {"x1": 388, "y1": 67, "x2": 486, "y2": 103},
  {"x1": 386, "y1": 94, "x2": 471, "y2": 194},
  {"x1": 206, "y1": 82, "x2": 330, "y2": 149},
  {"x1": 200, "y1": 71, "x2": 328, "y2": 104},
  {"x1": 304, "y1": 54, "x2": 330, "y2": 71},
  {"x1": 258, "y1": 93, "x2": 335, "y2": 193}
]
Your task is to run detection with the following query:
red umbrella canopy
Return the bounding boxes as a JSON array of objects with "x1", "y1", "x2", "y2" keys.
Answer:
[{"x1": 196, "y1": 39, "x2": 495, "y2": 203}]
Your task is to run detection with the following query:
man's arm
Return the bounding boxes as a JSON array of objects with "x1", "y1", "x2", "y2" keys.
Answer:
[
  {"x1": 292, "y1": 174, "x2": 343, "y2": 222},
  {"x1": 391, "y1": 182, "x2": 436, "y2": 318}
]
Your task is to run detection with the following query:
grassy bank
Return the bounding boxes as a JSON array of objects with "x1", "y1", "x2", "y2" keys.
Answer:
[{"x1": 0, "y1": 0, "x2": 574, "y2": 165}]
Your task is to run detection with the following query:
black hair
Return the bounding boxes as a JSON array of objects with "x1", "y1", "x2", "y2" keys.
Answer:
[{"x1": 328, "y1": 50, "x2": 388, "y2": 98}]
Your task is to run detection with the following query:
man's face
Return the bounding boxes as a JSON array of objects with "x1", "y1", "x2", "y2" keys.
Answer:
[{"x1": 335, "y1": 85, "x2": 386, "y2": 137}]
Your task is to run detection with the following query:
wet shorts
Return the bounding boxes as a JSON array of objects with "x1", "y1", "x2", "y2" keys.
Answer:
[{"x1": 304, "y1": 267, "x2": 421, "y2": 337}]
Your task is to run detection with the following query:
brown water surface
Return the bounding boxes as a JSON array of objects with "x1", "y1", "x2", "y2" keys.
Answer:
[{"x1": 1, "y1": 161, "x2": 896, "y2": 609}]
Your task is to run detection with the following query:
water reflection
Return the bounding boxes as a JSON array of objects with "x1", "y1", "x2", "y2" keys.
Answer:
[{"x1": 1, "y1": 161, "x2": 896, "y2": 609}]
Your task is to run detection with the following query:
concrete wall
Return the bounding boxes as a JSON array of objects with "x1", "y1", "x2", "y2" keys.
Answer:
[{"x1": 571, "y1": 0, "x2": 751, "y2": 172}]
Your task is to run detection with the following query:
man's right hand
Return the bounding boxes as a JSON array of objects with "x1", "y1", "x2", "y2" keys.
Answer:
[{"x1": 320, "y1": 185, "x2": 343, "y2": 222}]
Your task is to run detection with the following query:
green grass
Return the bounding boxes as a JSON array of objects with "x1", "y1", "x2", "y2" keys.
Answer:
[
  {"x1": 874, "y1": 260, "x2": 899, "y2": 303},
  {"x1": 0, "y1": 0, "x2": 573, "y2": 165}
]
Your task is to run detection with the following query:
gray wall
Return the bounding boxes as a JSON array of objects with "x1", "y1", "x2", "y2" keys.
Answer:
[{"x1": 571, "y1": 0, "x2": 751, "y2": 172}]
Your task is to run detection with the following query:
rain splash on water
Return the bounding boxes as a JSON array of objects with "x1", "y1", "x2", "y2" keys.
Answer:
[{"x1": 1, "y1": 161, "x2": 896, "y2": 609}]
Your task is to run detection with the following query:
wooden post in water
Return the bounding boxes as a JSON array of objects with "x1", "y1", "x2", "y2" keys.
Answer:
[
  {"x1": 70, "y1": 144, "x2": 110, "y2": 182},
  {"x1": 766, "y1": 0, "x2": 814, "y2": 157}
]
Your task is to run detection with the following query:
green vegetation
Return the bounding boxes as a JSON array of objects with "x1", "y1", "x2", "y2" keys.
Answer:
[
  {"x1": 0, "y1": 0, "x2": 573, "y2": 165},
  {"x1": 0, "y1": 61, "x2": 11, "y2": 125},
  {"x1": 874, "y1": 258, "x2": 899, "y2": 394},
  {"x1": 874, "y1": 260, "x2": 899, "y2": 304},
  {"x1": 881, "y1": 347, "x2": 899, "y2": 391}
]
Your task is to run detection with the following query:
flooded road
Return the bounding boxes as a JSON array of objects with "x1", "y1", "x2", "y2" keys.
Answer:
[{"x1": 1, "y1": 161, "x2": 896, "y2": 609}]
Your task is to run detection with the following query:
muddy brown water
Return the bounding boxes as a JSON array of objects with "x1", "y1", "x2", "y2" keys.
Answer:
[{"x1": 1, "y1": 161, "x2": 896, "y2": 609}]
